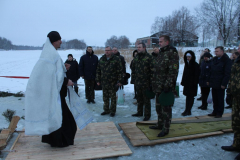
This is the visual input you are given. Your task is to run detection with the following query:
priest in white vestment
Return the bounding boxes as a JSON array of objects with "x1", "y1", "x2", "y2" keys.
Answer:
[{"x1": 25, "y1": 31, "x2": 77, "y2": 147}]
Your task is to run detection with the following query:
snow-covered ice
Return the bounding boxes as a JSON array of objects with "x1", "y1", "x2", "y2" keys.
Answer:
[{"x1": 0, "y1": 49, "x2": 236, "y2": 160}]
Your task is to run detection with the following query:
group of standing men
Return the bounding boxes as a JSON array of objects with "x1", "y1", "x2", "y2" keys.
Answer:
[
  {"x1": 131, "y1": 35, "x2": 179, "y2": 137},
  {"x1": 25, "y1": 31, "x2": 240, "y2": 160},
  {"x1": 65, "y1": 35, "x2": 179, "y2": 137}
]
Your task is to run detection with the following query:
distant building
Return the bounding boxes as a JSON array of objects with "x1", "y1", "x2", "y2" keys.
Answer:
[{"x1": 135, "y1": 31, "x2": 199, "y2": 48}]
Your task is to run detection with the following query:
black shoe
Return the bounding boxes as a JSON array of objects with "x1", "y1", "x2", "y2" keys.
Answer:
[
  {"x1": 149, "y1": 125, "x2": 163, "y2": 130},
  {"x1": 235, "y1": 153, "x2": 240, "y2": 160},
  {"x1": 201, "y1": 105, "x2": 208, "y2": 110},
  {"x1": 225, "y1": 105, "x2": 232, "y2": 109},
  {"x1": 198, "y1": 105, "x2": 203, "y2": 109},
  {"x1": 221, "y1": 145, "x2": 236, "y2": 151},
  {"x1": 87, "y1": 100, "x2": 91, "y2": 104},
  {"x1": 182, "y1": 111, "x2": 191, "y2": 116},
  {"x1": 208, "y1": 113, "x2": 216, "y2": 116},
  {"x1": 215, "y1": 115, "x2": 222, "y2": 118},
  {"x1": 90, "y1": 99, "x2": 95, "y2": 104},
  {"x1": 110, "y1": 113, "x2": 115, "y2": 117},
  {"x1": 143, "y1": 117, "x2": 150, "y2": 121},
  {"x1": 101, "y1": 112, "x2": 109, "y2": 115},
  {"x1": 197, "y1": 96, "x2": 202, "y2": 101},
  {"x1": 157, "y1": 130, "x2": 169, "y2": 137},
  {"x1": 132, "y1": 113, "x2": 143, "y2": 117}
]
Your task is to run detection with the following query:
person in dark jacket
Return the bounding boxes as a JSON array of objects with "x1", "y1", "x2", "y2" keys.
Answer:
[
  {"x1": 226, "y1": 51, "x2": 239, "y2": 109},
  {"x1": 207, "y1": 46, "x2": 231, "y2": 118},
  {"x1": 151, "y1": 47, "x2": 159, "y2": 57},
  {"x1": 181, "y1": 50, "x2": 200, "y2": 116},
  {"x1": 198, "y1": 52, "x2": 212, "y2": 110},
  {"x1": 113, "y1": 47, "x2": 126, "y2": 75},
  {"x1": 197, "y1": 48, "x2": 211, "y2": 101},
  {"x1": 65, "y1": 54, "x2": 80, "y2": 95},
  {"x1": 130, "y1": 50, "x2": 138, "y2": 103},
  {"x1": 79, "y1": 46, "x2": 98, "y2": 103}
]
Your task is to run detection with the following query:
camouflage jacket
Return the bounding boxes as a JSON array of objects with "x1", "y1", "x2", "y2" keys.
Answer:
[
  {"x1": 228, "y1": 56, "x2": 240, "y2": 97},
  {"x1": 96, "y1": 54, "x2": 123, "y2": 88},
  {"x1": 131, "y1": 52, "x2": 153, "y2": 88},
  {"x1": 152, "y1": 45, "x2": 179, "y2": 93}
]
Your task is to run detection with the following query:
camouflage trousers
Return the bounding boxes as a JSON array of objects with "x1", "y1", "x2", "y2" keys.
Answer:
[
  {"x1": 232, "y1": 97, "x2": 240, "y2": 149},
  {"x1": 156, "y1": 92, "x2": 172, "y2": 133},
  {"x1": 84, "y1": 80, "x2": 95, "y2": 100},
  {"x1": 102, "y1": 87, "x2": 116, "y2": 114},
  {"x1": 136, "y1": 86, "x2": 151, "y2": 117}
]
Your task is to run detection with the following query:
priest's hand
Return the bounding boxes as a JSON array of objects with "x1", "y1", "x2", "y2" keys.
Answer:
[
  {"x1": 65, "y1": 63, "x2": 71, "y2": 70},
  {"x1": 67, "y1": 79, "x2": 74, "y2": 86}
]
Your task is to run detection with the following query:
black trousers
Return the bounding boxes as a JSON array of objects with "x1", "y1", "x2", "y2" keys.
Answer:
[{"x1": 212, "y1": 88, "x2": 225, "y2": 116}]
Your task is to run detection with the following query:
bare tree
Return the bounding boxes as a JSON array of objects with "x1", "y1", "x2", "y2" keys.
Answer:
[
  {"x1": 196, "y1": 0, "x2": 240, "y2": 46},
  {"x1": 105, "y1": 35, "x2": 130, "y2": 49},
  {"x1": 151, "y1": 6, "x2": 200, "y2": 46}
]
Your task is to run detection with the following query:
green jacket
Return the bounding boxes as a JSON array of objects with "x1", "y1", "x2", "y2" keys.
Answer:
[
  {"x1": 96, "y1": 54, "x2": 123, "y2": 88},
  {"x1": 131, "y1": 52, "x2": 153, "y2": 88},
  {"x1": 229, "y1": 56, "x2": 240, "y2": 97},
  {"x1": 152, "y1": 45, "x2": 179, "y2": 93}
]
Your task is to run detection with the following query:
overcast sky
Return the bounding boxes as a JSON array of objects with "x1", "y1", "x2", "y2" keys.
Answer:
[{"x1": 0, "y1": 0, "x2": 203, "y2": 47}]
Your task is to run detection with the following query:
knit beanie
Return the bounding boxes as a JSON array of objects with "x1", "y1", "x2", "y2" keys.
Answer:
[
  {"x1": 203, "y1": 52, "x2": 212, "y2": 58},
  {"x1": 47, "y1": 31, "x2": 61, "y2": 43}
]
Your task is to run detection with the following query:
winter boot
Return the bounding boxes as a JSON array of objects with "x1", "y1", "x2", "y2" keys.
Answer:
[
  {"x1": 187, "y1": 97, "x2": 195, "y2": 115},
  {"x1": 201, "y1": 94, "x2": 208, "y2": 110},
  {"x1": 198, "y1": 105, "x2": 203, "y2": 109},
  {"x1": 181, "y1": 97, "x2": 189, "y2": 116}
]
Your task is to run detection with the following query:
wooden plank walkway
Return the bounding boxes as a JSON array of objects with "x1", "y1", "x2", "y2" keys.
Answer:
[
  {"x1": 6, "y1": 121, "x2": 132, "y2": 160},
  {"x1": 119, "y1": 113, "x2": 232, "y2": 147}
]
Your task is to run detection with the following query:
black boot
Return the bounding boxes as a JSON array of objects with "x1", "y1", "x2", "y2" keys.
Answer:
[
  {"x1": 187, "y1": 97, "x2": 194, "y2": 115},
  {"x1": 198, "y1": 105, "x2": 203, "y2": 109},
  {"x1": 201, "y1": 94, "x2": 208, "y2": 110},
  {"x1": 181, "y1": 97, "x2": 188, "y2": 116}
]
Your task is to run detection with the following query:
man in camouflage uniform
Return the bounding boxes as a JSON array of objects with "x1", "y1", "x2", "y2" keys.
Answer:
[
  {"x1": 149, "y1": 35, "x2": 179, "y2": 137},
  {"x1": 221, "y1": 44, "x2": 240, "y2": 160},
  {"x1": 96, "y1": 46, "x2": 123, "y2": 117},
  {"x1": 131, "y1": 42, "x2": 153, "y2": 121}
]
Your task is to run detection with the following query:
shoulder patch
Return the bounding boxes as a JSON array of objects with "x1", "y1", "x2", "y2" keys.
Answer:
[{"x1": 173, "y1": 64, "x2": 178, "y2": 69}]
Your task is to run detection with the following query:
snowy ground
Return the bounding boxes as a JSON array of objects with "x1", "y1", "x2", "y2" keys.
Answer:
[{"x1": 0, "y1": 49, "x2": 237, "y2": 160}]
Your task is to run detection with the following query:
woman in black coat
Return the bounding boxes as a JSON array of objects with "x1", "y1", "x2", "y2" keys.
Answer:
[{"x1": 181, "y1": 50, "x2": 200, "y2": 116}]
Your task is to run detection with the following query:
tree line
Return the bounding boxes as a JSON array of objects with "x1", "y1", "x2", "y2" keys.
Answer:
[
  {"x1": 151, "y1": 0, "x2": 240, "y2": 46},
  {"x1": 0, "y1": 37, "x2": 87, "y2": 50}
]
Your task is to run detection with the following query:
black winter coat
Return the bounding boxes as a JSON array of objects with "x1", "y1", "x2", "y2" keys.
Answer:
[
  {"x1": 79, "y1": 51, "x2": 98, "y2": 80},
  {"x1": 208, "y1": 53, "x2": 231, "y2": 89},
  {"x1": 115, "y1": 52, "x2": 126, "y2": 74},
  {"x1": 181, "y1": 51, "x2": 200, "y2": 97},
  {"x1": 199, "y1": 60, "x2": 212, "y2": 87},
  {"x1": 65, "y1": 58, "x2": 80, "y2": 82}
]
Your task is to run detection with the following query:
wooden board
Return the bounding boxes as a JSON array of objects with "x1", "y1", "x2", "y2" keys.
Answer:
[
  {"x1": 119, "y1": 114, "x2": 231, "y2": 147},
  {"x1": 6, "y1": 121, "x2": 132, "y2": 160},
  {"x1": 0, "y1": 116, "x2": 20, "y2": 150}
]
